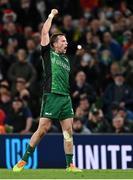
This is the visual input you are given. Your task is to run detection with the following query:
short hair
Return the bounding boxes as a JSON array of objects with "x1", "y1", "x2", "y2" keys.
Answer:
[{"x1": 50, "y1": 33, "x2": 65, "y2": 47}]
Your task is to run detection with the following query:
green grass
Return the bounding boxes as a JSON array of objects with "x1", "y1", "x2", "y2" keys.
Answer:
[{"x1": 0, "y1": 169, "x2": 133, "y2": 179}]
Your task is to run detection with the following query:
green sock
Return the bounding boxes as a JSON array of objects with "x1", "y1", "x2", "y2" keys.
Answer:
[
  {"x1": 66, "y1": 154, "x2": 73, "y2": 167},
  {"x1": 22, "y1": 145, "x2": 35, "y2": 162}
]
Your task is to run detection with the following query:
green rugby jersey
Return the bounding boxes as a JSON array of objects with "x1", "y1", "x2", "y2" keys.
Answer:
[{"x1": 41, "y1": 44, "x2": 70, "y2": 95}]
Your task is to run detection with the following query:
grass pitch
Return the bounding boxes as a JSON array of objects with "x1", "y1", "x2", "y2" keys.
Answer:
[{"x1": 0, "y1": 169, "x2": 133, "y2": 179}]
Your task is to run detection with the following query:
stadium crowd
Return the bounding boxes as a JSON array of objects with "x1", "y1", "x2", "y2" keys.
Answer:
[{"x1": 0, "y1": 0, "x2": 133, "y2": 134}]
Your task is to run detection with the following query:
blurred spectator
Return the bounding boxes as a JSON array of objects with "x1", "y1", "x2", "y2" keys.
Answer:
[
  {"x1": 117, "y1": 107, "x2": 133, "y2": 122},
  {"x1": 12, "y1": 78, "x2": 27, "y2": 95},
  {"x1": 4, "y1": 22, "x2": 25, "y2": 48},
  {"x1": 72, "y1": 71, "x2": 96, "y2": 108},
  {"x1": 0, "y1": 91, "x2": 11, "y2": 115},
  {"x1": 71, "y1": 45, "x2": 86, "y2": 73},
  {"x1": 110, "y1": 62, "x2": 122, "y2": 77},
  {"x1": 86, "y1": 106, "x2": 111, "y2": 133},
  {"x1": 111, "y1": 115, "x2": 132, "y2": 133},
  {"x1": 61, "y1": 15, "x2": 76, "y2": 54},
  {"x1": 16, "y1": 0, "x2": 41, "y2": 30},
  {"x1": 73, "y1": 17, "x2": 88, "y2": 43},
  {"x1": 0, "y1": 43, "x2": 16, "y2": 80},
  {"x1": 12, "y1": 78, "x2": 33, "y2": 109},
  {"x1": 2, "y1": 9, "x2": 17, "y2": 23},
  {"x1": 107, "y1": 103, "x2": 133, "y2": 122},
  {"x1": 0, "y1": 72, "x2": 3, "y2": 82},
  {"x1": 4, "y1": 44, "x2": 17, "y2": 74},
  {"x1": 106, "y1": 103, "x2": 121, "y2": 122},
  {"x1": 0, "y1": 52, "x2": 7, "y2": 80},
  {"x1": 101, "y1": 62, "x2": 122, "y2": 92},
  {"x1": 80, "y1": 0, "x2": 100, "y2": 11},
  {"x1": 36, "y1": 0, "x2": 46, "y2": 20},
  {"x1": 32, "y1": 32, "x2": 41, "y2": 51},
  {"x1": 0, "y1": 80, "x2": 10, "y2": 95},
  {"x1": 90, "y1": 19, "x2": 103, "y2": 36},
  {"x1": 19, "y1": 89, "x2": 30, "y2": 103},
  {"x1": 103, "y1": 72, "x2": 133, "y2": 111},
  {"x1": 0, "y1": 0, "x2": 11, "y2": 23},
  {"x1": 0, "y1": 88, "x2": 12, "y2": 128},
  {"x1": 98, "y1": 49, "x2": 113, "y2": 91},
  {"x1": 73, "y1": 117, "x2": 91, "y2": 134},
  {"x1": 75, "y1": 106, "x2": 88, "y2": 124},
  {"x1": 78, "y1": 97, "x2": 90, "y2": 116},
  {"x1": 75, "y1": 107, "x2": 85, "y2": 118},
  {"x1": 120, "y1": 1, "x2": 132, "y2": 17},
  {"x1": 100, "y1": 31, "x2": 123, "y2": 61},
  {"x1": 8, "y1": 48, "x2": 36, "y2": 91},
  {"x1": 74, "y1": 97, "x2": 90, "y2": 125},
  {"x1": 12, "y1": 76, "x2": 40, "y2": 119},
  {"x1": 77, "y1": 51, "x2": 101, "y2": 89},
  {"x1": 121, "y1": 44, "x2": 133, "y2": 87},
  {"x1": 7, "y1": 97, "x2": 32, "y2": 133},
  {"x1": 83, "y1": 31, "x2": 98, "y2": 52},
  {"x1": 122, "y1": 30, "x2": 133, "y2": 52},
  {"x1": 24, "y1": 26, "x2": 33, "y2": 40},
  {"x1": 99, "y1": 49, "x2": 113, "y2": 67},
  {"x1": 26, "y1": 38, "x2": 41, "y2": 80},
  {"x1": 122, "y1": 43, "x2": 133, "y2": 63}
]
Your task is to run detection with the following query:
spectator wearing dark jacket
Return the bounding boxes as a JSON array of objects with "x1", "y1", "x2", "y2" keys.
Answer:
[
  {"x1": 100, "y1": 32, "x2": 123, "y2": 61},
  {"x1": 61, "y1": 15, "x2": 77, "y2": 55},
  {"x1": 16, "y1": 0, "x2": 41, "y2": 31},
  {"x1": 0, "y1": 91, "x2": 11, "y2": 114},
  {"x1": 8, "y1": 49, "x2": 36, "y2": 92},
  {"x1": 73, "y1": 117, "x2": 91, "y2": 134},
  {"x1": 7, "y1": 97, "x2": 33, "y2": 134},
  {"x1": 26, "y1": 38, "x2": 42, "y2": 81},
  {"x1": 86, "y1": 107, "x2": 111, "y2": 133},
  {"x1": 72, "y1": 71, "x2": 96, "y2": 109},
  {"x1": 4, "y1": 22, "x2": 26, "y2": 48},
  {"x1": 103, "y1": 72, "x2": 133, "y2": 112}
]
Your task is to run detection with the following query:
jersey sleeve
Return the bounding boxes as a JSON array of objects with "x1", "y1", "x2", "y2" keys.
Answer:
[{"x1": 40, "y1": 44, "x2": 50, "y2": 58}]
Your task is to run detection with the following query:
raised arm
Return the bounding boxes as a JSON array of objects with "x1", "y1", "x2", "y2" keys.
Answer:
[{"x1": 41, "y1": 9, "x2": 58, "y2": 46}]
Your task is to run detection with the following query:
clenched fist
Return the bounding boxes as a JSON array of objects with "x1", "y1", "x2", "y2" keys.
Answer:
[{"x1": 51, "y1": 9, "x2": 58, "y2": 16}]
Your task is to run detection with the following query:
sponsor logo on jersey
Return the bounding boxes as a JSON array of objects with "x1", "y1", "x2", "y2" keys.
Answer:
[
  {"x1": 52, "y1": 59, "x2": 70, "y2": 71},
  {"x1": 45, "y1": 112, "x2": 52, "y2": 115}
]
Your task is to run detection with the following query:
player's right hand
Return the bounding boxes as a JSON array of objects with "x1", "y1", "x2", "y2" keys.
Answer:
[{"x1": 51, "y1": 9, "x2": 58, "y2": 16}]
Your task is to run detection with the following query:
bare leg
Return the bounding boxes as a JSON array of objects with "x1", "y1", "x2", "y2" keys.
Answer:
[
  {"x1": 60, "y1": 118, "x2": 73, "y2": 154},
  {"x1": 21, "y1": 118, "x2": 51, "y2": 162},
  {"x1": 30, "y1": 118, "x2": 51, "y2": 147},
  {"x1": 60, "y1": 118, "x2": 73, "y2": 167}
]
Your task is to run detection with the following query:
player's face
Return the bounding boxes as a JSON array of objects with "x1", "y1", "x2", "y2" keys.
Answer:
[{"x1": 55, "y1": 36, "x2": 68, "y2": 54}]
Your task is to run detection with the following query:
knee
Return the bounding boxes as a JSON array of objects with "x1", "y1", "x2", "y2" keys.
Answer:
[{"x1": 37, "y1": 124, "x2": 48, "y2": 138}]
